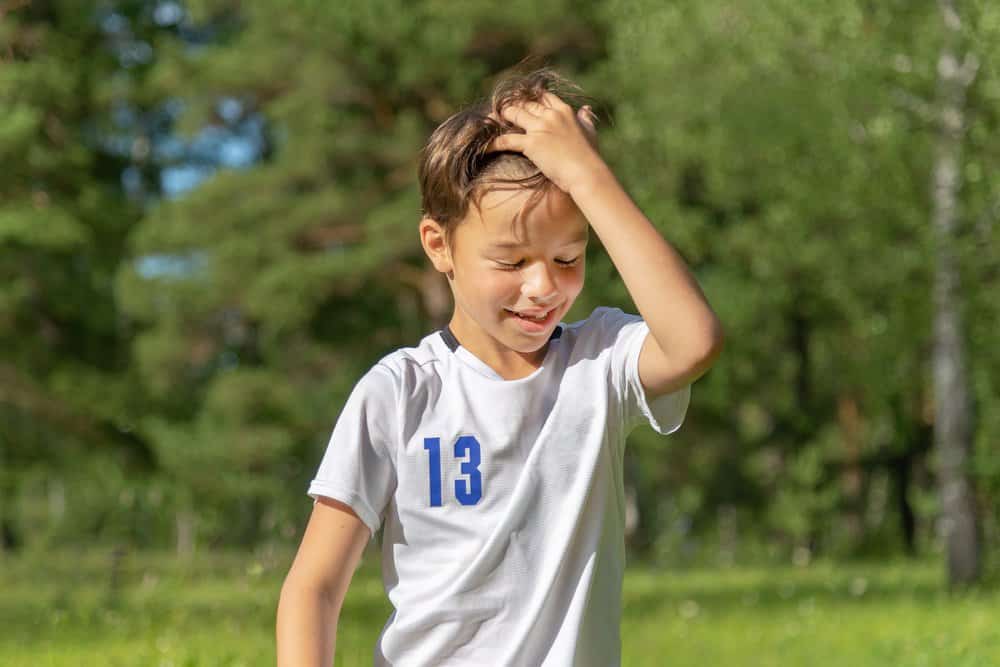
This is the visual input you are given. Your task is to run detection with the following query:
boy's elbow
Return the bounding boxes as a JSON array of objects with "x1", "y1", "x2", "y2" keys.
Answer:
[
  {"x1": 688, "y1": 321, "x2": 725, "y2": 369},
  {"x1": 276, "y1": 575, "x2": 342, "y2": 667},
  {"x1": 280, "y1": 572, "x2": 340, "y2": 611},
  {"x1": 704, "y1": 325, "x2": 725, "y2": 364},
  {"x1": 684, "y1": 326, "x2": 725, "y2": 384}
]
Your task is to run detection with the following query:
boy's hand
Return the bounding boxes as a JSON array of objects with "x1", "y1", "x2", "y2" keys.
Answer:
[{"x1": 487, "y1": 92, "x2": 607, "y2": 195}]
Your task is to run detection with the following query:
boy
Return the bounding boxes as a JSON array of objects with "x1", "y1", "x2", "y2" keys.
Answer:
[{"x1": 276, "y1": 69, "x2": 724, "y2": 666}]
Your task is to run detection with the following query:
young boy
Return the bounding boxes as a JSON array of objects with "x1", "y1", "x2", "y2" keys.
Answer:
[{"x1": 276, "y1": 69, "x2": 724, "y2": 666}]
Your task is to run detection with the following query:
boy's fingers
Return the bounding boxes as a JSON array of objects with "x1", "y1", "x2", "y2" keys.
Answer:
[
  {"x1": 577, "y1": 106, "x2": 599, "y2": 147},
  {"x1": 494, "y1": 101, "x2": 545, "y2": 122},
  {"x1": 486, "y1": 133, "x2": 527, "y2": 154},
  {"x1": 487, "y1": 100, "x2": 596, "y2": 153},
  {"x1": 518, "y1": 100, "x2": 549, "y2": 116},
  {"x1": 540, "y1": 90, "x2": 573, "y2": 113},
  {"x1": 498, "y1": 104, "x2": 543, "y2": 131}
]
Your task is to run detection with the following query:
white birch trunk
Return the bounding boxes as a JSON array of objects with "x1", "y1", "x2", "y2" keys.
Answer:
[{"x1": 932, "y1": 0, "x2": 980, "y2": 587}]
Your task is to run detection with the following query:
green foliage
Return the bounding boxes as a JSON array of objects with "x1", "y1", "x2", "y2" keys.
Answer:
[
  {"x1": 112, "y1": 0, "x2": 609, "y2": 549},
  {"x1": 595, "y1": 0, "x2": 1000, "y2": 557},
  {"x1": 0, "y1": 1, "x2": 155, "y2": 550},
  {"x1": 2, "y1": 0, "x2": 999, "y2": 563}
]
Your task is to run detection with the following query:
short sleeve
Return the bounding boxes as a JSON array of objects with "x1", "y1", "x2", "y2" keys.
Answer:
[
  {"x1": 307, "y1": 364, "x2": 398, "y2": 536},
  {"x1": 598, "y1": 307, "x2": 691, "y2": 435}
]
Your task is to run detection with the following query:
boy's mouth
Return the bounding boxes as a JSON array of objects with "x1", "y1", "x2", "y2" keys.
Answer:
[
  {"x1": 503, "y1": 306, "x2": 559, "y2": 333},
  {"x1": 504, "y1": 308, "x2": 552, "y2": 321}
]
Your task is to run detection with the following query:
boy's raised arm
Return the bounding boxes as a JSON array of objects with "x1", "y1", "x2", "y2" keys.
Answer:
[
  {"x1": 567, "y1": 162, "x2": 724, "y2": 397},
  {"x1": 489, "y1": 92, "x2": 725, "y2": 397},
  {"x1": 276, "y1": 497, "x2": 370, "y2": 667}
]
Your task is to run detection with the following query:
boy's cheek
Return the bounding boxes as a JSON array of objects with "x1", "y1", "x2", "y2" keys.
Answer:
[{"x1": 565, "y1": 267, "x2": 586, "y2": 293}]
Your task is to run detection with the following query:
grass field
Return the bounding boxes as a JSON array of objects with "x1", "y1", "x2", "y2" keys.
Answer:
[{"x1": 2, "y1": 548, "x2": 998, "y2": 666}]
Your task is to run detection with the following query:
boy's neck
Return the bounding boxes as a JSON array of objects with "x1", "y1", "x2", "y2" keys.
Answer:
[{"x1": 447, "y1": 314, "x2": 548, "y2": 381}]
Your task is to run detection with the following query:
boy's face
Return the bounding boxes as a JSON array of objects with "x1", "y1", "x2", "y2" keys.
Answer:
[{"x1": 423, "y1": 185, "x2": 588, "y2": 360}]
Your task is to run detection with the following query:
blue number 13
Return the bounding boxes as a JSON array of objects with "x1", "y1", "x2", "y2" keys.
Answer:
[{"x1": 423, "y1": 436, "x2": 482, "y2": 507}]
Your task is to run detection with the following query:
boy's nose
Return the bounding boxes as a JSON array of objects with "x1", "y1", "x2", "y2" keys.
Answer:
[{"x1": 521, "y1": 263, "x2": 559, "y2": 301}]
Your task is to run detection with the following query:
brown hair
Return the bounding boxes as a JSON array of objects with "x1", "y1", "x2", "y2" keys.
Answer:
[{"x1": 418, "y1": 67, "x2": 591, "y2": 239}]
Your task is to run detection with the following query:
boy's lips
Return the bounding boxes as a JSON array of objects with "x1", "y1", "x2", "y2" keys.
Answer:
[
  {"x1": 504, "y1": 303, "x2": 561, "y2": 318},
  {"x1": 503, "y1": 305, "x2": 561, "y2": 333},
  {"x1": 506, "y1": 308, "x2": 553, "y2": 319}
]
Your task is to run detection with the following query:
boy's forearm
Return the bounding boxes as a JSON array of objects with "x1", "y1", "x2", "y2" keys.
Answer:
[
  {"x1": 276, "y1": 580, "x2": 340, "y2": 667},
  {"x1": 569, "y1": 164, "x2": 723, "y2": 362}
]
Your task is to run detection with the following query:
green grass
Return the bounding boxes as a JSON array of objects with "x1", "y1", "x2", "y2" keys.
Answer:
[{"x1": 1, "y1": 549, "x2": 997, "y2": 666}]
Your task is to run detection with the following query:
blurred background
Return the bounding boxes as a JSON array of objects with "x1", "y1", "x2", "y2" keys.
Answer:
[{"x1": 2, "y1": 0, "x2": 999, "y2": 664}]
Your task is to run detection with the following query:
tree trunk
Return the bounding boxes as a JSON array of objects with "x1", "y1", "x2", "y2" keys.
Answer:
[
  {"x1": 892, "y1": 452, "x2": 917, "y2": 556},
  {"x1": 838, "y1": 394, "x2": 864, "y2": 551},
  {"x1": 48, "y1": 478, "x2": 66, "y2": 524},
  {"x1": 176, "y1": 509, "x2": 196, "y2": 558},
  {"x1": 931, "y1": 0, "x2": 980, "y2": 587}
]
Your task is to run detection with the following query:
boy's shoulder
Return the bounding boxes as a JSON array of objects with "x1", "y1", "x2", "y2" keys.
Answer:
[
  {"x1": 364, "y1": 329, "x2": 447, "y2": 387},
  {"x1": 563, "y1": 306, "x2": 634, "y2": 331},
  {"x1": 561, "y1": 306, "x2": 641, "y2": 345}
]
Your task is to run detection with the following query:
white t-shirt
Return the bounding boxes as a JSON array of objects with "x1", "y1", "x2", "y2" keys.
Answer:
[{"x1": 308, "y1": 307, "x2": 691, "y2": 666}]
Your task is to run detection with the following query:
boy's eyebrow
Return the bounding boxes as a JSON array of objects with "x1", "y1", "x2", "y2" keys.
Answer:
[{"x1": 486, "y1": 234, "x2": 589, "y2": 250}]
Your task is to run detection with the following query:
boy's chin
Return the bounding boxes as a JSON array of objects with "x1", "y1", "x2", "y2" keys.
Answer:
[
  {"x1": 503, "y1": 335, "x2": 550, "y2": 354},
  {"x1": 498, "y1": 318, "x2": 557, "y2": 350}
]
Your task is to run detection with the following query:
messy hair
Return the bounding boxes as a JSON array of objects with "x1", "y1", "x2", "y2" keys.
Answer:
[{"x1": 418, "y1": 67, "x2": 592, "y2": 239}]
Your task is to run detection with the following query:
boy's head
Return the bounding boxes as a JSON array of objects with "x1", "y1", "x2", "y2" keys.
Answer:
[{"x1": 417, "y1": 68, "x2": 592, "y2": 359}]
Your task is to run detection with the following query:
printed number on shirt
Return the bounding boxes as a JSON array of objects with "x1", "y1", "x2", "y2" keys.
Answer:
[{"x1": 423, "y1": 436, "x2": 483, "y2": 507}]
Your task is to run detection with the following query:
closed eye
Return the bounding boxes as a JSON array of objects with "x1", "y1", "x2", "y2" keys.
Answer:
[
  {"x1": 494, "y1": 260, "x2": 524, "y2": 270},
  {"x1": 494, "y1": 257, "x2": 581, "y2": 270}
]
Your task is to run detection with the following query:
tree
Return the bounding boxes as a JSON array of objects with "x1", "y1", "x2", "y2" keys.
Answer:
[
  {"x1": 596, "y1": 0, "x2": 1000, "y2": 565},
  {"x1": 116, "y1": 0, "x2": 609, "y2": 548},
  {"x1": 930, "y1": 0, "x2": 980, "y2": 587},
  {"x1": 0, "y1": 0, "x2": 154, "y2": 551}
]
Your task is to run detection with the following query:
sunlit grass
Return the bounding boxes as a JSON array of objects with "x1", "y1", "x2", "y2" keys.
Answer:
[
  {"x1": 2, "y1": 549, "x2": 997, "y2": 666},
  {"x1": 620, "y1": 561, "x2": 1000, "y2": 667}
]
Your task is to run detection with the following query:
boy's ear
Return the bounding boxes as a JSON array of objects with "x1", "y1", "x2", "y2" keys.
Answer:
[{"x1": 419, "y1": 217, "x2": 454, "y2": 277}]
